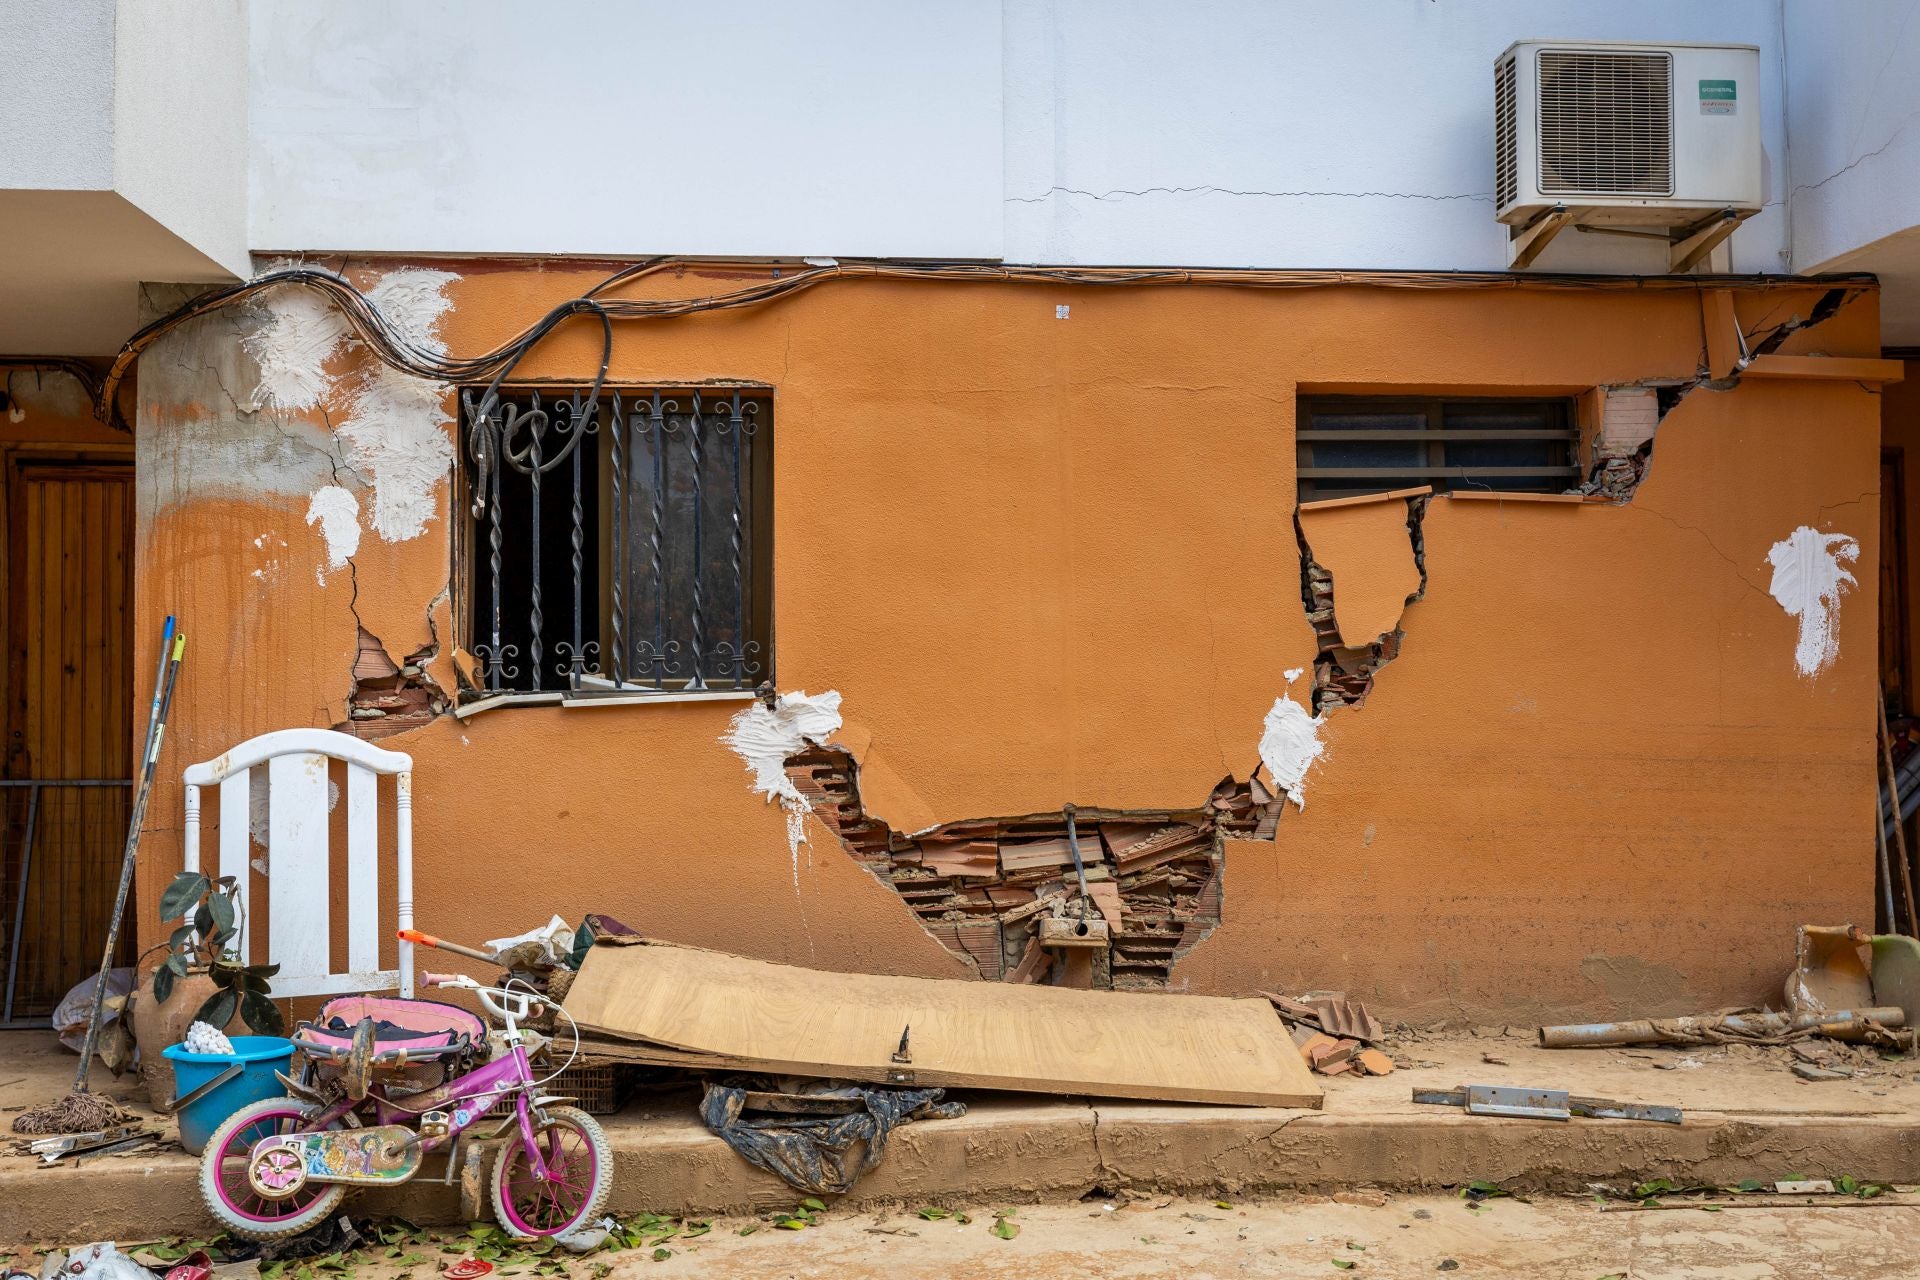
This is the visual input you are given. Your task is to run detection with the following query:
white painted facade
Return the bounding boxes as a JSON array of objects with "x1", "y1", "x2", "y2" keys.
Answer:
[
  {"x1": 1781, "y1": 0, "x2": 1920, "y2": 340},
  {"x1": 6, "y1": 0, "x2": 1920, "y2": 350}
]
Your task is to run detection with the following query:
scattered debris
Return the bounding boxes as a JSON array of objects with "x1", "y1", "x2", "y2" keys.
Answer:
[
  {"x1": 789, "y1": 747, "x2": 1275, "y2": 988},
  {"x1": 1792, "y1": 1062, "x2": 1856, "y2": 1082},
  {"x1": 1538, "y1": 1005, "x2": 1907, "y2": 1049},
  {"x1": 24, "y1": 1122, "x2": 161, "y2": 1164},
  {"x1": 1335, "y1": 1189, "x2": 1388, "y2": 1207},
  {"x1": 1414, "y1": 1085, "x2": 1681, "y2": 1124}
]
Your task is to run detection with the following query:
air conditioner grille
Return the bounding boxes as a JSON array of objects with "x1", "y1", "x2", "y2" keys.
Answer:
[
  {"x1": 1537, "y1": 49, "x2": 1672, "y2": 197},
  {"x1": 1495, "y1": 56, "x2": 1517, "y2": 208}
]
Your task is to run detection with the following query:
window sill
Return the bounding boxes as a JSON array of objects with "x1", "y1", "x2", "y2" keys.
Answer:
[
  {"x1": 1297, "y1": 485, "x2": 1434, "y2": 512},
  {"x1": 454, "y1": 687, "x2": 760, "y2": 721},
  {"x1": 1444, "y1": 490, "x2": 1590, "y2": 504}
]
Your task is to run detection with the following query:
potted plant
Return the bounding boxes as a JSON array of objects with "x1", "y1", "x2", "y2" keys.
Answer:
[{"x1": 151, "y1": 871, "x2": 283, "y2": 1034}]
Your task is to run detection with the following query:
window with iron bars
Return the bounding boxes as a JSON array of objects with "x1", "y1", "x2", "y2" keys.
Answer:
[
  {"x1": 458, "y1": 387, "x2": 772, "y2": 700},
  {"x1": 1295, "y1": 396, "x2": 1580, "y2": 502}
]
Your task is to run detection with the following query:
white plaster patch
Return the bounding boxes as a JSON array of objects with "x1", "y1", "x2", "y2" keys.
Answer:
[
  {"x1": 1283, "y1": 666, "x2": 1304, "y2": 684},
  {"x1": 245, "y1": 285, "x2": 350, "y2": 411},
  {"x1": 719, "y1": 690, "x2": 844, "y2": 882},
  {"x1": 304, "y1": 485, "x2": 361, "y2": 574},
  {"x1": 338, "y1": 366, "x2": 456, "y2": 541},
  {"x1": 1259, "y1": 693, "x2": 1326, "y2": 809},
  {"x1": 335, "y1": 270, "x2": 459, "y2": 542},
  {"x1": 1766, "y1": 525, "x2": 1858, "y2": 678},
  {"x1": 243, "y1": 268, "x2": 461, "y2": 545}
]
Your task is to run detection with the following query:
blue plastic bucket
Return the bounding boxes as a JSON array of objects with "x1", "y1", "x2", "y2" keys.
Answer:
[{"x1": 163, "y1": 1036, "x2": 295, "y2": 1155}]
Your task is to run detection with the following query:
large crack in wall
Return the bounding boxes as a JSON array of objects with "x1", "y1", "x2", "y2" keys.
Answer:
[
  {"x1": 783, "y1": 745, "x2": 1283, "y2": 988},
  {"x1": 1295, "y1": 493, "x2": 1429, "y2": 715}
]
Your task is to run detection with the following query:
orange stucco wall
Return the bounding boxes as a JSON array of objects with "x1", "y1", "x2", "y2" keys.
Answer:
[{"x1": 131, "y1": 265, "x2": 1885, "y2": 1024}]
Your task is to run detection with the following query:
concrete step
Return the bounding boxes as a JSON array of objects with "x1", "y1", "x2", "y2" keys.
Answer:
[{"x1": 6, "y1": 1091, "x2": 1918, "y2": 1245}]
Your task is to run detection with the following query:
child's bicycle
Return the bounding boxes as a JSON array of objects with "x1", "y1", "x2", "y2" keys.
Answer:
[{"x1": 197, "y1": 967, "x2": 609, "y2": 1241}]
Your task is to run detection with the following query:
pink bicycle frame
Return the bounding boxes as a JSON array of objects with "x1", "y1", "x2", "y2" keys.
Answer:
[{"x1": 299, "y1": 1042, "x2": 553, "y2": 1180}]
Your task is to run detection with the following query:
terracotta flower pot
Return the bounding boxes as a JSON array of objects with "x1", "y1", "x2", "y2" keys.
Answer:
[{"x1": 128, "y1": 961, "x2": 244, "y2": 1107}]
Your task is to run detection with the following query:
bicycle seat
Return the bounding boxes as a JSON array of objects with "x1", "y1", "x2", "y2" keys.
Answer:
[{"x1": 297, "y1": 995, "x2": 487, "y2": 1060}]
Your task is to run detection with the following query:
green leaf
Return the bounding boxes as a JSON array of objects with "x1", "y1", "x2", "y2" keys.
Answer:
[
  {"x1": 209, "y1": 891, "x2": 235, "y2": 934},
  {"x1": 1838, "y1": 1175, "x2": 1859, "y2": 1194},
  {"x1": 680, "y1": 1221, "x2": 710, "y2": 1238},
  {"x1": 1632, "y1": 1179, "x2": 1673, "y2": 1200},
  {"x1": 651, "y1": 1248, "x2": 671, "y2": 1262},
  {"x1": 1861, "y1": 1184, "x2": 1885, "y2": 1199},
  {"x1": 170, "y1": 925, "x2": 195, "y2": 950},
  {"x1": 991, "y1": 1218, "x2": 1019, "y2": 1240},
  {"x1": 1737, "y1": 1178, "x2": 1765, "y2": 1192},
  {"x1": 153, "y1": 964, "x2": 175, "y2": 1006},
  {"x1": 194, "y1": 986, "x2": 237, "y2": 1030},
  {"x1": 159, "y1": 872, "x2": 208, "y2": 922},
  {"x1": 1331, "y1": 1261, "x2": 1355, "y2": 1271},
  {"x1": 774, "y1": 1218, "x2": 807, "y2": 1231},
  {"x1": 916, "y1": 1207, "x2": 952, "y2": 1220},
  {"x1": 209, "y1": 966, "x2": 236, "y2": 990},
  {"x1": 954, "y1": 1213, "x2": 971, "y2": 1225},
  {"x1": 194, "y1": 903, "x2": 215, "y2": 938},
  {"x1": 166, "y1": 952, "x2": 190, "y2": 977},
  {"x1": 1213, "y1": 1200, "x2": 1233, "y2": 1209},
  {"x1": 736, "y1": 1226, "x2": 757, "y2": 1236},
  {"x1": 801, "y1": 1198, "x2": 827, "y2": 1212},
  {"x1": 1346, "y1": 1241, "x2": 1366, "y2": 1251},
  {"x1": 242, "y1": 991, "x2": 284, "y2": 1035}
]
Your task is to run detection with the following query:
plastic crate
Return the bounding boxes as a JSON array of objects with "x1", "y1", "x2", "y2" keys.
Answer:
[{"x1": 489, "y1": 1062, "x2": 635, "y2": 1117}]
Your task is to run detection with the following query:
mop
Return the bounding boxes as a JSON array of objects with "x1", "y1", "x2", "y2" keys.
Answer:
[{"x1": 12, "y1": 620, "x2": 183, "y2": 1135}]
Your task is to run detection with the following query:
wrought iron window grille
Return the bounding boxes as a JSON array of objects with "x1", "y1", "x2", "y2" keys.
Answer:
[{"x1": 459, "y1": 386, "x2": 772, "y2": 701}]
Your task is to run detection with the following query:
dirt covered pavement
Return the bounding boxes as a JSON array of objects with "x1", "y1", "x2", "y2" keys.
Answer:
[{"x1": 9, "y1": 1192, "x2": 1915, "y2": 1279}]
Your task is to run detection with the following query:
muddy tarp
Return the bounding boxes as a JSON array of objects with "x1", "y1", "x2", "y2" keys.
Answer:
[{"x1": 699, "y1": 1080, "x2": 966, "y2": 1195}]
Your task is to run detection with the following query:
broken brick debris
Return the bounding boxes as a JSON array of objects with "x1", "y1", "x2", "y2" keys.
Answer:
[
  {"x1": 1261, "y1": 989, "x2": 1385, "y2": 1045},
  {"x1": 783, "y1": 748, "x2": 1278, "y2": 989},
  {"x1": 343, "y1": 626, "x2": 447, "y2": 739},
  {"x1": 1355, "y1": 1048, "x2": 1395, "y2": 1076}
]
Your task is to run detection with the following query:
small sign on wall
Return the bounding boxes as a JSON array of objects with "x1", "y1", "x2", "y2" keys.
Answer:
[{"x1": 1699, "y1": 80, "x2": 1737, "y2": 115}]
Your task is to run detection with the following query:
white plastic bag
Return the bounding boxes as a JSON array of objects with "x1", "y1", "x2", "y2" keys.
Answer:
[
  {"x1": 51, "y1": 968, "x2": 134, "y2": 1054},
  {"x1": 39, "y1": 1243, "x2": 149, "y2": 1280}
]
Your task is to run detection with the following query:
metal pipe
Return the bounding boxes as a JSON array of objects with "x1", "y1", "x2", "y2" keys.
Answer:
[
  {"x1": 3, "y1": 784, "x2": 42, "y2": 1025},
  {"x1": 1540, "y1": 1006, "x2": 1906, "y2": 1049}
]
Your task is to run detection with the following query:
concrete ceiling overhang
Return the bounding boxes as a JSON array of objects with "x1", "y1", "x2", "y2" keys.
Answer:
[{"x1": 0, "y1": 189, "x2": 237, "y2": 356}]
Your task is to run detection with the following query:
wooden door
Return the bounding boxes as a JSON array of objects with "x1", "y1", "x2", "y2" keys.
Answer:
[{"x1": 2, "y1": 461, "x2": 133, "y2": 1022}]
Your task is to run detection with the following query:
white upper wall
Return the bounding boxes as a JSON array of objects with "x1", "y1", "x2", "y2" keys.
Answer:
[
  {"x1": 0, "y1": 0, "x2": 116, "y2": 191},
  {"x1": 248, "y1": 0, "x2": 1005, "y2": 259},
  {"x1": 114, "y1": 0, "x2": 252, "y2": 276},
  {"x1": 1782, "y1": 0, "x2": 1920, "y2": 271},
  {"x1": 247, "y1": 0, "x2": 1800, "y2": 275},
  {"x1": 1003, "y1": 0, "x2": 1790, "y2": 273}
]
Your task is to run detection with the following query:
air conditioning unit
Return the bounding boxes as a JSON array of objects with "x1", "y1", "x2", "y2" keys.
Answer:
[{"x1": 1495, "y1": 40, "x2": 1762, "y2": 268}]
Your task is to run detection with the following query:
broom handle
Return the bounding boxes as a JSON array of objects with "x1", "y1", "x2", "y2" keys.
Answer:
[
  {"x1": 1881, "y1": 698, "x2": 1919, "y2": 937},
  {"x1": 73, "y1": 627, "x2": 184, "y2": 1092}
]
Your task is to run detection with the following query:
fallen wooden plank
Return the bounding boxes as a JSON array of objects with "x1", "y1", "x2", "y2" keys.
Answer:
[{"x1": 565, "y1": 942, "x2": 1322, "y2": 1108}]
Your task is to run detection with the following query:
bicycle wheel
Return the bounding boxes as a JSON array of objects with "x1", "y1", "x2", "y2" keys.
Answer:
[
  {"x1": 198, "y1": 1097, "x2": 358, "y2": 1240},
  {"x1": 490, "y1": 1105, "x2": 613, "y2": 1238}
]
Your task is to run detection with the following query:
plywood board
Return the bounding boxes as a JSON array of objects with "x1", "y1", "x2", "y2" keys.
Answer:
[{"x1": 565, "y1": 942, "x2": 1321, "y2": 1108}]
